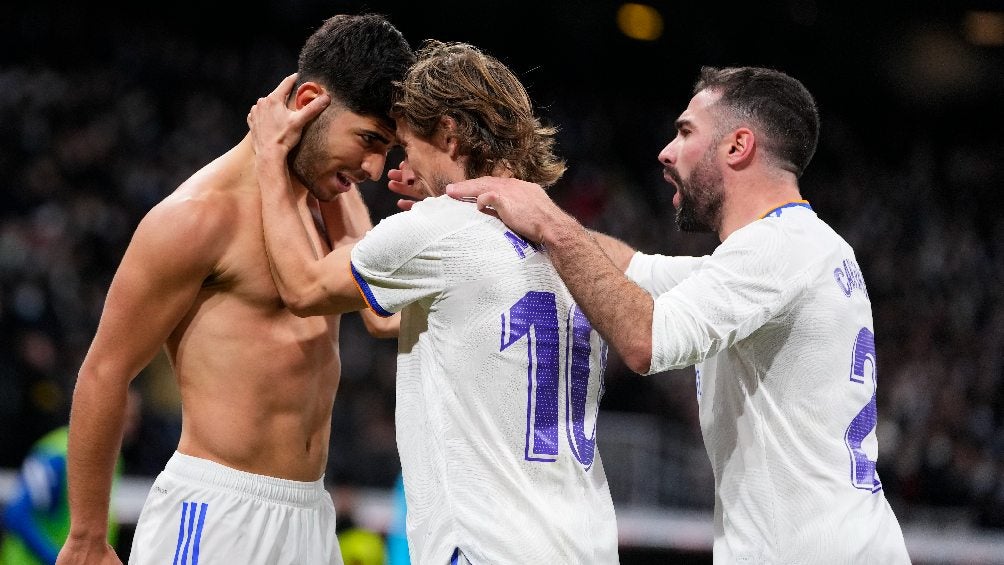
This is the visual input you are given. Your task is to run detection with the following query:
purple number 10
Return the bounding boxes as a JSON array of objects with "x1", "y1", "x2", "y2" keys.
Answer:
[
  {"x1": 844, "y1": 327, "x2": 882, "y2": 492},
  {"x1": 501, "y1": 291, "x2": 605, "y2": 469}
]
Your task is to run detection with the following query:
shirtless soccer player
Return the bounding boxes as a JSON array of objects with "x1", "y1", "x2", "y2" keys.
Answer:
[{"x1": 56, "y1": 14, "x2": 413, "y2": 565}]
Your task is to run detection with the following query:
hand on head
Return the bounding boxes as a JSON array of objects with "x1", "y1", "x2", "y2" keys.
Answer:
[{"x1": 247, "y1": 73, "x2": 330, "y2": 157}]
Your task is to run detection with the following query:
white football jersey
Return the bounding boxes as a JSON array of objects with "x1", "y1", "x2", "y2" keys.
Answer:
[
  {"x1": 351, "y1": 196, "x2": 619, "y2": 564},
  {"x1": 627, "y1": 203, "x2": 911, "y2": 565}
]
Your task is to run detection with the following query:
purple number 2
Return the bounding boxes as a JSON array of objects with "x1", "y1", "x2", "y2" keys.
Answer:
[
  {"x1": 844, "y1": 327, "x2": 882, "y2": 492},
  {"x1": 501, "y1": 291, "x2": 604, "y2": 469}
]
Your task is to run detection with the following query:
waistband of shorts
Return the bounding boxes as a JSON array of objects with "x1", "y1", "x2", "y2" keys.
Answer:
[{"x1": 164, "y1": 452, "x2": 328, "y2": 507}]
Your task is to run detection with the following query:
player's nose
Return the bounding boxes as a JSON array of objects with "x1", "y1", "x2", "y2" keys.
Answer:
[
  {"x1": 658, "y1": 139, "x2": 677, "y2": 166},
  {"x1": 362, "y1": 152, "x2": 387, "y2": 181}
]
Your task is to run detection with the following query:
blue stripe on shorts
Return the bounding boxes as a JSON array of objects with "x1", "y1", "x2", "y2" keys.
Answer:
[{"x1": 173, "y1": 501, "x2": 209, "y2": 565}]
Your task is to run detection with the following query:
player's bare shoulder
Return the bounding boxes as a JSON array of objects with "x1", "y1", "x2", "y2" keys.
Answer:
[
  {"x1": 164, "y1": 142, "x2": 292, "y2": 307},
  {"x1": 144, "y1": 155, "x2": 246, "y2": 274}
]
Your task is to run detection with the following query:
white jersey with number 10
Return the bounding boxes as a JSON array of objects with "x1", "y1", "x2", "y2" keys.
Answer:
[{"x1": 351, "y1": 195, "x2": 619, "y2": 564}]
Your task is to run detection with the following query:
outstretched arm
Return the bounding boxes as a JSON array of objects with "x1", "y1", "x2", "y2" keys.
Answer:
[
  {"x1": 249, "y1": 73, "x2": 368, "y2": 317},
  {"x1": 447, "y1": 177, "x2": 654, "y2": 373},
  {"x1": 317, "y1": 187, "x2": 400, "y2": 337},
  {"x1": 318, "y1": 183, "x2": 371, "y2": 249},
  {"x1": 589, "y1": 230, "x2": 636, "y2": 272}
]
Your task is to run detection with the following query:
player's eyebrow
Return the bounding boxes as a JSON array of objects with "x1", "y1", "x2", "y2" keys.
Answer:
[{"x1": 674, "y1": 118, "x2": 694, "y2": 131}]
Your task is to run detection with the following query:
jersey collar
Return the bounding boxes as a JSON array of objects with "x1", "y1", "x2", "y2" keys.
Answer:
[{"x1": 760, "y1": 200, "x2": 812, "y2": 219}]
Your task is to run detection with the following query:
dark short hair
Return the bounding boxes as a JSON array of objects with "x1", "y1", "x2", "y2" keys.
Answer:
[
  {"x1": 392, "y1": 40, "x2": 566, "y2": 187},
  {"x1": 297, "y1": 14, "x2": 414, "y2": 125},
  {"x1": 695, "y1": 66, "x2": 819, "y2": 178}
]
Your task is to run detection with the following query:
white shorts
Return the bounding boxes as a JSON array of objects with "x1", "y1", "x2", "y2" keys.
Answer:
[{"x1": 129, "y1": 452, "x2": 343, "y2": 565}]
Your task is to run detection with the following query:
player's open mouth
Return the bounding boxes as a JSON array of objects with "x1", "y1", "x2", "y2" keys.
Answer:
[
  {"x1": 334, "y1": 172, "x2": 354, "y2": 192},
  {"x1": 663, "y1": 167, "x2": 681, "y2": 190}
]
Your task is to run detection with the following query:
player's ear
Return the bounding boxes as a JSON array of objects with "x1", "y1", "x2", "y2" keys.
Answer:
[
  {"x1": 725, "y1": 127, "x2": 755, "y2": 168},
  {"x1": 438, "y1": 116, "x2": 460, "y2": 158},
  {"x1": 293, "y1": 82, "x2": 325, "y2": 110}
]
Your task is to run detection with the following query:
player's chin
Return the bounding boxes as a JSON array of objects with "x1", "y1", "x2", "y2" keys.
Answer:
[
  {"x1": 312, "y1": 175, "x2": 354, "y2": 201},
  {"x1": 307, "y1": 185, "x2": 340, "y2": 202}
]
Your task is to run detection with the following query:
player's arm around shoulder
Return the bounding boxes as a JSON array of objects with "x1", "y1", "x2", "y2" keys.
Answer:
[
  {"x1": 60, "y1": 196, "x2": 224, "y2": 565},
  {"x1": 319, "y1": 185, "x2": 371, "y2": 249},
  {"x1": 588, "y1": 230, "x2": 636, "y2": 272},
  {"x1": 317, "y1": 187, "x2": 400, "y2": 335},
  {"x1": 281, "y1": 195, "x2": 445, "y2": 319},
  {"x1": 248, "y1": 75, "x2": 365, "y2": 318},
  {"x1": 262, "y1": 237, "x2": 368, "y2": 317}
]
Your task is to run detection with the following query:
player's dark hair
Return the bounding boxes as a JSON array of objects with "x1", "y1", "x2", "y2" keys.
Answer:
[
  {"x1": 392, "y1": 40, "x2": 566, "y2": 187},
  {"x1": 695, "y1": 66, "x2": 819, "y2": 178},
  {"x1": 297, "y1": 14, "x2": 414, "y2": 125}
]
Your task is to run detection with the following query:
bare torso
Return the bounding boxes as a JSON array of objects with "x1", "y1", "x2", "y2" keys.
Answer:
[{"x1": 164, "y1": 139, "x2": 340, "y2": 481}]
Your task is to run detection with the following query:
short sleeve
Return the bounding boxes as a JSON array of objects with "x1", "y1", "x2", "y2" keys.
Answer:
[
  {"x1": 625, "y1": 252, "x2": 705, "y2": 297},
  {"x1": 350, "y1": 206, "x2": 446, "y2": 316},
  {"x1": 646, "y1": 222, "x2": 807, "y2": 374}
]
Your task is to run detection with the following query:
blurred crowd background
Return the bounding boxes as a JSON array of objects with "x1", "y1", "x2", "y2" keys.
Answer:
[{"x1": 1, "y1": 0, "x2": 1003, "y2": 554}]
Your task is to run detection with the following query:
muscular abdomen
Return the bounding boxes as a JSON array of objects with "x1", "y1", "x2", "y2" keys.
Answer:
[{"x1": 167, "y1": 288, "x2": 340, "y2": 481}]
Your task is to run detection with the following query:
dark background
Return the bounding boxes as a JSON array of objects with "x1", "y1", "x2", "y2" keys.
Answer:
[{"x1": 2, "y1": 0, "x2": 1003, "y2": 561}]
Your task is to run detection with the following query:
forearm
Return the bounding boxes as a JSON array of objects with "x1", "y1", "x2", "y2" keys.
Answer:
[
  {"x1": 256, "y1": 151, "x2": 330, "y2": 312},
  {"x1": 360, "y1": 310, "x2": 400, "y2": 338},
  {"x1": 544, "y1": 216, "x2": 654, "y2": 373},
  {"x1": 321, "y1": 187, "x2": 374, "y2": 249},
  {"x1": 587, "y1": 230, "x2": 636, "y2": 272},
  {"x1": 65, "y1": 371, "x2": 129, "y2": 541}
]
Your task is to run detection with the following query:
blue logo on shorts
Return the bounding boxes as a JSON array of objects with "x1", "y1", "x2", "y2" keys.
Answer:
[{"x1": 173, "y1": 501, "x2": 209, "y2": 565}]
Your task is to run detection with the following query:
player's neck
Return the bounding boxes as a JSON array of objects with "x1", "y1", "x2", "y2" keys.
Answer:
[{"x1": 718, "y1": 174, "x2": 802, "y2": 241}]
